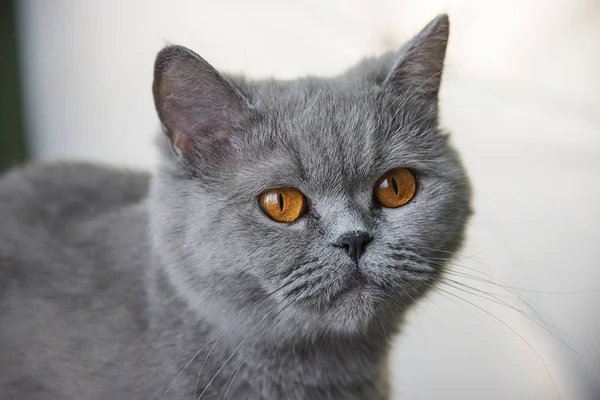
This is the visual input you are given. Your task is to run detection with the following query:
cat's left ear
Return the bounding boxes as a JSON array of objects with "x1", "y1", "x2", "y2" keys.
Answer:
[{"x1": 383, "y1": 14, "x2": 449, "y2": 100}]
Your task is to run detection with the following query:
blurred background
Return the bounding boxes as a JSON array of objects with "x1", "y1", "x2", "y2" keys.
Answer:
[{"x1": 2, "y1": 0, "x2": 599, "y2": 398}]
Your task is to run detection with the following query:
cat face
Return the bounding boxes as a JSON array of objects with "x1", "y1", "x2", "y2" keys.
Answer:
[{"x1": 151, "y1": 15, "x2": 471, "y2": 336}]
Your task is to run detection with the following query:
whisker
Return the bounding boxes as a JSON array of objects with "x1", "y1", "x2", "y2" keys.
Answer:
[
  {"x1": 222, "y1": 295, "x2": 298, "y2": 399},
  {"x1": 438, "y1": 279, "x2": 581, "y2": 345},
  {"x1": 436, "y1": 261, "x2": 600, "y2": 378},
  {"x1": 434, "y1": 286, "x2": 562, "y2": 400},
  {"x1": 196, "y1": 296, "x2": 288, "y2": 400},
  {"x1": 160, "y1": 328, "x2": 223, "y2": 400},
  {"x1": 270, "y1": 336, "x2": 284, "y2": 371},
  {"x1": 443, "y1": 266, "x2": 600, "y2": 295},
  {"x1": 420, "y1": 282, "x2": 486, "y2": 325},
  {"x1": 194, "y1": 329, "x2": 224, "y2": 399},
  {"x1": 400, "y1": 287, "x2": 430, "y2": 334},
  {"x1": 398, "y1": 244, "x2": 494, "y2": 276},
  {"x1": 443, "y1": 262, "x2": 498, "y2": 280},
  {"x1": 160, "y1": 279, "x2": 295, "y2": 399},
  {"x1": 438, "y1": 277, "x2": 600, "y2": 378},
  {"x1": 442, "y1": 266, "x2": 586, "y2": 340},
  {"x1": 377, "y1": 316, "x2": 389, "y2": 345}
]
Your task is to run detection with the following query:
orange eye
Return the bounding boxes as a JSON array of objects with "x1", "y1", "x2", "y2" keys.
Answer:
[
  {"x1": 259, "y1": 187, "x2": 306, "y2": 223},
  {"x1": 374, "y1": 168, "x2": 416, "y2": 208}
]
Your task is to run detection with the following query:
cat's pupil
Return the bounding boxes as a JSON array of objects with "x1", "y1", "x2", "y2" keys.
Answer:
[
  {"x1": 391, "y1": 177, "x2": 399, "y2": 196},
  {"x1": 278, "y1": 193, "x2": 284, "y2": 212}
]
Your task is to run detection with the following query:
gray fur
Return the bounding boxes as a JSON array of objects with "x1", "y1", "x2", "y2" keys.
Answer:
[{"x1": 0, "y1": 14, "x2": 471, "y2": 399}]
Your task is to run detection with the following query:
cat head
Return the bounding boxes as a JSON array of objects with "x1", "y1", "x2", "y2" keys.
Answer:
[{"x1": 150, "y1": 15, "x2": 471, "y2": 338}]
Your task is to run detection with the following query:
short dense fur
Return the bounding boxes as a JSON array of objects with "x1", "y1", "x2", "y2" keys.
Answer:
[{"x1": 0, "y1": 15, "x2": 471, "y2": 399}]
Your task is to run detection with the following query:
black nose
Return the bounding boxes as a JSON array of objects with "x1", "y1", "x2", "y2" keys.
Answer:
[{"x1": 334, "y1": 231, "x2": 372, "y2": 262}]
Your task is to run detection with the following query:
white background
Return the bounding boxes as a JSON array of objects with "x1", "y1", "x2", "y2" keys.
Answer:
[{"x1": 17, "y1": 0, "x2": 600, "y2": 398}]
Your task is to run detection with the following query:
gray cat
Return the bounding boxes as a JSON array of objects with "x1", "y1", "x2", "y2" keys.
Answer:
[{"x1": 0, "y1": 14, "x2": 471, "y2": 400}]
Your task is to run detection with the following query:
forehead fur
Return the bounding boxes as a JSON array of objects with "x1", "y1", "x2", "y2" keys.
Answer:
[{"x1": 226, "y1": 74, "x2": 449, "y2": 197}]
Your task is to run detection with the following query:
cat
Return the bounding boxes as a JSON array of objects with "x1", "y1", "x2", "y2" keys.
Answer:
[{"x1": 0, "y1": 14, "x2": 471, "y2": 400}]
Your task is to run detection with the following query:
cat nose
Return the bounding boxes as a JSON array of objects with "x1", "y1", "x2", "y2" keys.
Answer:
[{"x1": 334, "y1": 231, "x2": 372, "y2": 262}]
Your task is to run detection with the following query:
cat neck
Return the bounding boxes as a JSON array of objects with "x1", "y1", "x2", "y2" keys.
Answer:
[{"x1": 145, "y1": 258, "x2": 393, "y2": 396}]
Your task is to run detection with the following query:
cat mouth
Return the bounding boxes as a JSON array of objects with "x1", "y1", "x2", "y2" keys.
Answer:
[{"x1": 281, "y1": 260, "x2": 387, "y2": 315}]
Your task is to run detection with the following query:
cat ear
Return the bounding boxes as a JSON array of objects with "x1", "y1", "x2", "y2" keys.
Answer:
[
  {"x1": 152, "y1": 45, "x2": 249, "y2": 159},
  {"x1": 383, "y1": 14, "x2": 449, "y2": 100}
]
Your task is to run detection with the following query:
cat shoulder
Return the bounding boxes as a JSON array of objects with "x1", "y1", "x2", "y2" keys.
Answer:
[{"x1": 0, "y1": 161, "x2": 151, "y2": 298}]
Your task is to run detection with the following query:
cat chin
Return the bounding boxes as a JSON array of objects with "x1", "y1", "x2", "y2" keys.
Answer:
[
  {"x1": 301, "y1": 276, "x2": 435, "y2": 337},
  {"x1": 321, "y1": 286, "x2": 382, "y2": 334},
  {"x1": 288, "y1": 282, "x2": 389, "y2": 336}
]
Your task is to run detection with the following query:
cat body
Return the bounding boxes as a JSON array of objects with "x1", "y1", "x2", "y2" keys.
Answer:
[
  {"x1": 0, "y1": 15, "x2": 471, "y2": 399},
  {"x1": 0, "y1": 164, "x2": 389, "y2": 399}
]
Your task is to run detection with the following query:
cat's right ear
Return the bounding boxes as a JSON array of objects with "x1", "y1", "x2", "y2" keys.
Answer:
[
  {"x1": 383, "y1": 14, "x2": 449, "y2": 101},
  {"x1": 152, "y1": 45, "x2": 249, "y2": 161}
]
